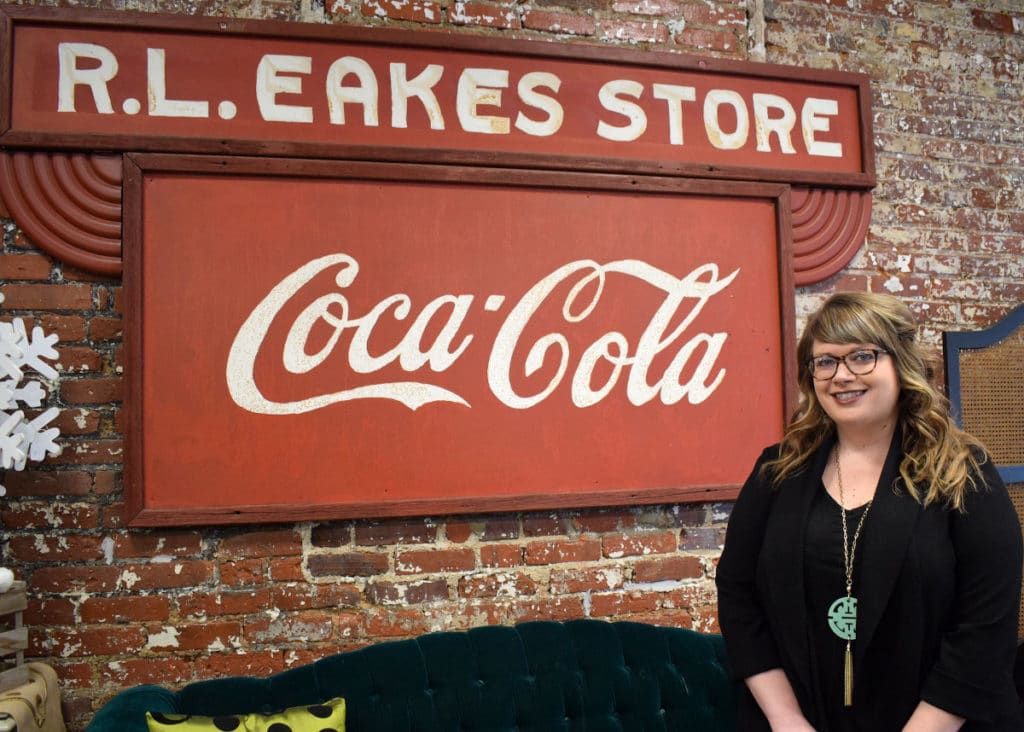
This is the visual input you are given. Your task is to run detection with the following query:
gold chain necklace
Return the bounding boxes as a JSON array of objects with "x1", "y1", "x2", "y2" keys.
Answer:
[{"x1": 825, "y1": 445, "x2": 873, "y2": 707}]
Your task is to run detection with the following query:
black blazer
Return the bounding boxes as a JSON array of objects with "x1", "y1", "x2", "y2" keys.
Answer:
[{"x1": 716, "y1": 431, "x2": 1024, "y2": 731}]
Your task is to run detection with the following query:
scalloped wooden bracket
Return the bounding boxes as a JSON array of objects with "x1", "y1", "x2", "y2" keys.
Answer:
[
  {"x1": 0, "y1": 152, "x2": 870, "y2": 284},
  {"x1": 0, "y1": 151, "x2": 123, "y2": 276},
  {"x1": 790, "y1": 185, "x2": 872, "y2": 286}
]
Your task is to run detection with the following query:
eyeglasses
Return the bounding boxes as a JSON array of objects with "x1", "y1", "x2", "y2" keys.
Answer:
[{"x1": 807, "y1": 349, "x2": 888, "y2": 381}]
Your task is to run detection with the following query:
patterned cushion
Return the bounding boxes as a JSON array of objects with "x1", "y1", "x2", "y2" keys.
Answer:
[{"x1": 145, "y1": 697, "x2": 345, "y2": 732}]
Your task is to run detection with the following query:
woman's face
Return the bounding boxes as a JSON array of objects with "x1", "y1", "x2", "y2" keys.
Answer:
[{"x1": 810, "y1": 340, "x2": 901, "y2": 433}]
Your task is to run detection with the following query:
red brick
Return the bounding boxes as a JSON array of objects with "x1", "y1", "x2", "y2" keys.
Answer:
[
  {"x1": 80, "y1": 595, "x2": 170, "y2": 624},
  {"x1": 53, "y1": 407, "x2": 101, "y2": 435},
  {"x1": 363, "y1": 608, "x2": 431, "y2": 637},
  {"x1": 97, "y1": 657, "x2": 191, "y2": 687},
  {"x1": 602, "y1": 531, "x2": 678, "y2": 558},
  {"x1": 682, "y1": 2, "x2": 745, "y2": 24},
  {"x1": 310, "y1": 524, "x2": 351, "y2": 548},
  {"x1": 88, "y1": 315, "x2": 122, "y2": 340},
  {"x1": 178, "y1": 589, "x2": 274, "y2": 618},
  {"x1": 37, "y1": 625, "x2": 147, "y2": 657},
  {"x1": 54, "y1": 346, "x2": 103, "y2": 373},
  {"x1": 1, "y1": 501, "x2": 99, "y2": 530},
  {"x1": 28, "y1": 565, "x2": 123, "y2": 593},
  {"x1": 46, "y1": 439, "x2": 123, "y2": 465},
  {"x1": 93, "y1": 470, "x2": 117, "y2": 495},
  {"x1": 354, "y1": 519, "x2": 436, "y2": 546},
  {"x1": 599, "y1": 18, "x2": 670, "y2": 43},
  {"x1": 24, "y1": 597, "x2": 78, "y2": 626},
  {"x1": 118, "y1": 561, "x2": 215, "y2": 590},
  {"x1": 633, "y1": 555, "x2": 705, "y2": 582},
  {"x1": 195, "y1": 651, "x2": 283, "y2": 680},
  {"x1": 60, "y1": 377, "x2": 123, "y2": 404},
  {"x1": 510, "y1": 596, "x2": 586, "y2": 622},
  {"x1": 307, "y1": 552, "x2": 388, "y2": 577},
  {"x1": 0, "y1": 253, "x2": 52, "y2": 280},
  {"x1": 445, "y1": 520, "x2": 473, "y2": 543},
  {"x1": 457, "y1": 572, "x2": 536, "y2": 599},
  {"x1": 244, "y1": 612, "x2": 334, "y2": 644},
  {"x1": 361, "y1": 0, "x2": 441, "y2": 23},
  {"x1": 523, "y1": 538, "x2": 601, "y2": 565},
  {"x1": 674, "y1": 27, "x2": 739, "y2": 52},
  {"x1": 590, "y1": 591, "x2": 661, "y2": 617},
  {"x1": 480, "y1": 544, "x2": 522, "y2": 568},
  {"x1": 549, "y1": 566, "x2": 625, "y2": 593},
  {"x1": 220, "y1": 558, "x2": 266, "y2": 587},
  {"x1": 7, "y1": 534, "x2": 104, "y2": 562},
  {"x1": 971, "y1": 9, "x2": 1015, "y2": 32},
  {"x1": 2, "y1": 470, "x2": 92, "y2": 497},
  {"x1": 272, "y1": 583, "x2": 360, "y2": 611},
  {"x1": 147, "y1": 621, "x2": 241, "y2": 651},
  {"x1": 395, "y1": 548, "x2": 475, "y2": 574},
  {"x1": 37, "y1": 314, "x2": 86, "y2": 341},
  {"x1": 269, "y1": 557, "x2": 305, "y2": 581},
  {"x1": 480, "y1": 517, "x2": 519, "y2": 541},
  {"x1": 521, "y1": 9, "x2": 596, "y2": 35},
  {"x1": 218, "y1": 528, "x2": 303, "y2": 558},
  {"x1": 679, "y1": 527, "x2": 725, "y2": 550},
  {"x1": 574, "y1": 509, "x2": 636, "y2": 534},
  {"x1": 367, "y1": 578, "x2": 450, "y2": 604},
  {"x1": 44, "y1": 660, "x2": 94, "y2": 690},
  {"x1": 450, "y1": 1, "x2": 520, "y2": 28},
  {"x1": 611, "y1": 0, "x2": 681, "y2": 16},
  {"x1": 522, "y1": 514, "x2": 570, "y2": 537},
  {"x1": 114, "y1": 531, "x2": 204, "y2": 559},
  {"x1": 0, "y1": 283, "x2": 92, "y2": 310}
]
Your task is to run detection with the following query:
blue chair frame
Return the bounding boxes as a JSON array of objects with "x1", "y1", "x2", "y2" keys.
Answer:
[{"x1": 943, "y1": 303, "x2": 1024, "y2": 484}]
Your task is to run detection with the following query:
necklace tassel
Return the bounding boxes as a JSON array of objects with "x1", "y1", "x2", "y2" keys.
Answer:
[{"x1": 844, "y1": 641, "x2": 853, "y2": 706}]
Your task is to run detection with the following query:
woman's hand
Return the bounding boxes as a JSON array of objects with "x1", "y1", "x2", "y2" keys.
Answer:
[
  {"x1": 901, "y1": 701, "x2": 965, "y2": 732},
  {"x1": 745, "y1": 669, "x2": 817, "y2": 731}
]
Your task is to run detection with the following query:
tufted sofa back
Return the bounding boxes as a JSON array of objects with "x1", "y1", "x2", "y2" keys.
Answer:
[{"x1": 87, "y1": 619, "x2": 738, "y2": 731}]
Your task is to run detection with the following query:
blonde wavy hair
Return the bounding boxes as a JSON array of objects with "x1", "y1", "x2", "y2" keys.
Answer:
[{"x1": 765, "y1": 292, "x2": 984, "y2": 509}]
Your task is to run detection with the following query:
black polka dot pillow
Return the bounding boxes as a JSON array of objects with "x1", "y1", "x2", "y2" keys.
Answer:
[{"x1": 146, "y1": 697, "x2": 345, "y2": 732}]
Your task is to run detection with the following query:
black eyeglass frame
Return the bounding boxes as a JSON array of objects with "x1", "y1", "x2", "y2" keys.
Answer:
[{"x1": 807, "y1": 348, "x2": 888, "y2": 381}]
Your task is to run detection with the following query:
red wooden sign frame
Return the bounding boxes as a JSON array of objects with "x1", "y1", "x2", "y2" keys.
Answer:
[{"x1": 123, "y1": 155, "x2": 796, "y2": 526}]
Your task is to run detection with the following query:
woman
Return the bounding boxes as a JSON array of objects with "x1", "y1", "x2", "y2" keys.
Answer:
[{"x1": 716, "y1": 292, "x2": 1023, "y2": 731}]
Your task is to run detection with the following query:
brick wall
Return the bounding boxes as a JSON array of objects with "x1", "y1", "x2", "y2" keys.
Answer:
[{"x1": 0, "y1": 0, "x2": 1021, "y2": 729}]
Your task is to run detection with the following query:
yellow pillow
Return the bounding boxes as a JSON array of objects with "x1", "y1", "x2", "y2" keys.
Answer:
[{"x1": 146, "y1": 697, "x2": 345, "y2": 732}]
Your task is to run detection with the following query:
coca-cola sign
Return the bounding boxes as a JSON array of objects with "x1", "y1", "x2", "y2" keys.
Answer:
[{"x1": 123, "y1": 156, "x2": 795, "y2": 526}]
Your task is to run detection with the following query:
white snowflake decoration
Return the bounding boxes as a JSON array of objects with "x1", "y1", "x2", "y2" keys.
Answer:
[{"x1": 0, "y1": 301, "x2": 62, "y2": 495}]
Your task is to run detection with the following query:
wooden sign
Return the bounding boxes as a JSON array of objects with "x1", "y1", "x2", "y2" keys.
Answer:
[
  {"x1": 1, "y1": 6, "x2": 873, "y2": 187},
  {"x1": 123, "y1": 156, "x2": 795, "y2": 525}
]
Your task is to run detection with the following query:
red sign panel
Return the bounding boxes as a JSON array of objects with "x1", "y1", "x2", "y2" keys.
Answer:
[
  {"x1": 123, "y1": 156, "x2": 795, "y2": 525},
  {"x1": 1, "y1": 7, "x2": 873, "y2": 187}
]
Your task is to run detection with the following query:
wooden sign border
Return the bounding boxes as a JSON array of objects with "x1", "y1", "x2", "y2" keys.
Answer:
[{"x1": 122, "y1": 153, "x2": 797, "y2": 526}]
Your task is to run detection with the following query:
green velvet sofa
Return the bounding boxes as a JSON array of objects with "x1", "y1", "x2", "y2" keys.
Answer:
[{"x1": 86, "y1": 619, "x2": 738, "y2": 731}]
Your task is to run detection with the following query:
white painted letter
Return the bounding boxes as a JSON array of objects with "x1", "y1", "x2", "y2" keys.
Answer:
[
  {"x1": 457, "y1": 68, "x2": 510, "y2": 134},
  {"x1": 597, "y1": 80, "x2": 647, "y2": 142},
  {"x1": 148, "y1": 49, "x2": 209, "y2": 118},
  {"x1": 704, "y1": 89, "x2": 749, "y2": 150},
  {"x1": 515, "y1": 72, "x2": 563, "y2": 137},
  {"x1": 256, "y1": 54, "x2": 314, "y2": 123},
  {"x1": 802, "y1": 97, "x2": 843, "y2": 157},
  {"x1": 57, "y1": 43, "x2": 118, "y2": 113},
  {"x1": 652, "y1": 83, "x2": 696, "y2": 145},
  {"x1": 390, "y1": 63, "x2": 445, "y2": 130},
  {"x1": 326, "y1": 57, "x2": 380, "y2": 126},
  {"x1": 752, "y1": 93, "x2": 797, "y2": 153}
]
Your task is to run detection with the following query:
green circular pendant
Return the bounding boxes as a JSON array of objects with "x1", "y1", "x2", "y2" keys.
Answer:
[{"x1": 827, "y1": 596, "x2": 858, "y2": 640}]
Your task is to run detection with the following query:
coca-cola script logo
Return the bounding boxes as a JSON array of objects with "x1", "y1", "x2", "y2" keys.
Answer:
[{"x1": 226, "y1": 254, "x2": 739, "y2": 414}]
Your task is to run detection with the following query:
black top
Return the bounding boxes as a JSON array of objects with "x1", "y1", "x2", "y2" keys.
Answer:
[
  {"x1": 805, "y1": 488, "x2": 871, "y2": 732},
  {"x1": 716, "y1": 431, "x2": 1024, "y2": 731}
]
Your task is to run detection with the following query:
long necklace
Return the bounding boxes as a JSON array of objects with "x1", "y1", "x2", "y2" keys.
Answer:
[{"x1": 826, "y1": 445, "x2": 873, "y2": 707}]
